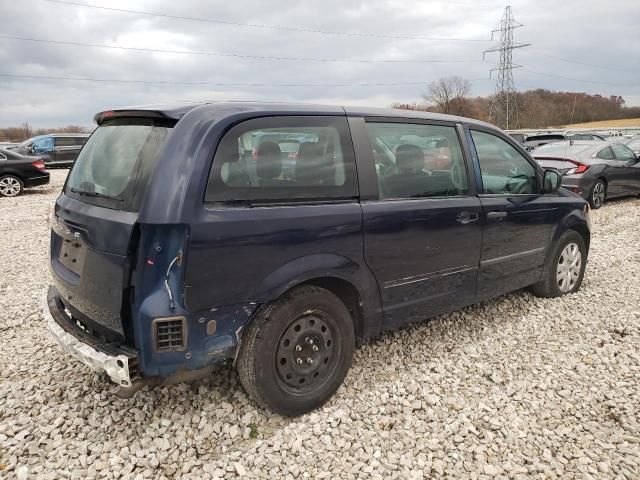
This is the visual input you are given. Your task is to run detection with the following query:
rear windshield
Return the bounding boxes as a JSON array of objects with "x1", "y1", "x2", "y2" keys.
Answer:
[
  {"x1": 534, "y1": 142, "x2": 594, "y2": 156},
  {"x1": 65, "y1": 118, "x2": 174, "y2": 211},
  {"x1": 526, "y1": 134, "x2": 565, "y2": 142}
]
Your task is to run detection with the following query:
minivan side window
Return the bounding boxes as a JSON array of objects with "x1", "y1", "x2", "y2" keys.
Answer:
[
  {"x1": 205, "y1": 116, "x2": 357, "y2": 202},
  {"x1": 365, "y1": 122, "x2": 469, "y2": 199},
  {"x1": 33, "y1": 137, "x2": 54, "y2": 154},
  {"x1": 470, "y1": 130, "x2": 537, "y2": 195},
  {"x1": 55, "y1": 137, "x2": 79, "y2": 147}
]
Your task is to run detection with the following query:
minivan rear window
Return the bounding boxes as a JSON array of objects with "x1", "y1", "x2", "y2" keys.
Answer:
[{"x1": 65, "y1": 118, "x2": 174, "y2": 211}]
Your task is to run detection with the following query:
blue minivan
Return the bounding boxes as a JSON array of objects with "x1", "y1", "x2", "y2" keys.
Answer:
[{"x1": 46, "y1": 102, "x2": 590, "y2": 415}]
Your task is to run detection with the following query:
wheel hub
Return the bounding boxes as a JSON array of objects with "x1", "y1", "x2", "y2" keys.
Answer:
[
  {"x1": 556, "y1": 242, "x2": 582, "y2": 293},
  {"x1": 592, "y1": 182, "x2": 605, "y2": 207},
  {"x1": 276, "y1": 314, "x2": 335, "y2": 390},
  {"x1": 0, "y1": 177, "x2": 21, "y2": 197}
]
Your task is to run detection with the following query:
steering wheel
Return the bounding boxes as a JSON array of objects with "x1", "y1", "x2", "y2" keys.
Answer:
[
  {"x1": 505, "y1": 175, "x2": 530, "y2": 194},
  {"x1": 450, "y1": 162, "x2": 464, "y2": 190}
]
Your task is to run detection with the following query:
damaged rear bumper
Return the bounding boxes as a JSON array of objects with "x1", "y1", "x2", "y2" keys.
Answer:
[{"x1": 45, "y1": 286, "x2": 138, "y2": 387}]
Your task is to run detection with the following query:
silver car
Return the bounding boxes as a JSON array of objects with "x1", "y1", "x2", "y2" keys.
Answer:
[{"x1": 533, "y1": 141, "x2": 640, "y2": 208}]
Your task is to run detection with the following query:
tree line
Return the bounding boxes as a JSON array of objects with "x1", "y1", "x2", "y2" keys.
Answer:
[
  {"x1": 0, "y1": 123, "x2": 91, "y2": 142},
  {"x1": 392, "y1": 76, "x2": 640, "y2": 129}
]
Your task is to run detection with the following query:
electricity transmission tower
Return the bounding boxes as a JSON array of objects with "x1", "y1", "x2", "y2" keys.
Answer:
[{"x1": 483, "y1": 6, "x2": 530, "y2": 129}]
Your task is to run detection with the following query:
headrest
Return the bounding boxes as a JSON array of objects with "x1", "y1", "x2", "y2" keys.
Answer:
[
  {"x1": 256, "y1": 141, "x2": 282, "y2": 179},
  {"x1": 395, "y1": 144, "x2": 423, "y2": 173}
]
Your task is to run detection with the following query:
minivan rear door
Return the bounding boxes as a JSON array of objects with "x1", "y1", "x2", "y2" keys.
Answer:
[
  {"x1": 352, "y1": 117, "x2": 482, "y2": 330},
  {"x1": 50, "y1": 117, "x2": 174, "y2": 343}
]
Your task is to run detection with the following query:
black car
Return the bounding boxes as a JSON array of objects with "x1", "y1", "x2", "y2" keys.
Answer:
[
  {"x1": 14, "y1": 133, "x2": 90, "y2": 168},
  {"x1": 0, "y1": 148, "x2": 50, "y2": 197},
  {"x1": 46, "y1": 102, "x2": 590, "y2": 415}
]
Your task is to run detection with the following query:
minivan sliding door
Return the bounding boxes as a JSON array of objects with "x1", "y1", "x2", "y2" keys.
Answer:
[{"x1": 352, "y1": 117, "x2": 482, "y2": 330}]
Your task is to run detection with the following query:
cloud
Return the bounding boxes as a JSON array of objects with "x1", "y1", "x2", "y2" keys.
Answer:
[{"x1": 0, "y1": 0, "x2": 638, "y2": 127}]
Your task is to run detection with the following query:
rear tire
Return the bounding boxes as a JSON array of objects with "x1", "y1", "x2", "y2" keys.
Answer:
[
  {"x1": 0, "y1": 175, "x2": 23, "y2": 197},
  {"x1": 531, "y1": 230, "x2": 587, "y2": 298},
  {"x1": 237, "y1": 285, "x2": 355, "y2": 416},
  {"x1": 589, "y1": 179, "x2": 606, "y2": 209}
]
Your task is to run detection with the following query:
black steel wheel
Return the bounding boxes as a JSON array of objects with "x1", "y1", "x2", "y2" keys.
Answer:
[
  {"x1": 275, "y1": 311, "x2": 338, "y2": 394},
  {"x1": 237, "y1": 285, "x2": 355, "y2": 416}
]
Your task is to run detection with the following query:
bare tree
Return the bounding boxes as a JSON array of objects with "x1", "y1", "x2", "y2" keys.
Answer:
[{"x1": 423, "y1": 77, "x2": 472, "y2": 115}]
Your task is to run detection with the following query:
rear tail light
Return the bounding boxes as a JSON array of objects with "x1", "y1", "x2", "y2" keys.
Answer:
[
  {"x1": 31, "y1": 160, "x2": 46, "y2": 172},
  {"x1": 565, "y1": 159, "x2": 589, "y2": 175}
]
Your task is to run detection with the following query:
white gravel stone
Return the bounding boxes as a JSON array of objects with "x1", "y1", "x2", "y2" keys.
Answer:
[{"x1": 0, "y1": 170, "x2": 639, "y2": 479}]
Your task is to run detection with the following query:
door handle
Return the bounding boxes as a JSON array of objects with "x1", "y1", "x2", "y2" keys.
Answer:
[
  {"x1": 487, "y1": 211, "x2": 508, "y2": 221},
  {"x1": 456, "y1": 211, "x2": 479, "y2": 224}
]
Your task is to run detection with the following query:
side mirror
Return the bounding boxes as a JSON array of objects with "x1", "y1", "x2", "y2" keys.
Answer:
[{"x1": 543, "y1": 169, "x2": 561, "y2": 193}]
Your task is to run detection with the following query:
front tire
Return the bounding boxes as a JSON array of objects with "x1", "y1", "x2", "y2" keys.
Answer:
[
  {"x1": 589, "y1": 179, "x2": 606, "y2": 209},
  {"x1": 237, "y1": 285, "x2": 355, "y2": 416},
  {"x1": 531, "y1": 230, "x2": 587, "y2": 298},
  {"x1": 0, "y1": 175, "x2": 24, "y2": 197}
]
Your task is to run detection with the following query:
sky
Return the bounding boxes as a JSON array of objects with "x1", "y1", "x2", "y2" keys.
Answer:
[{"x1": 0, "y1": 0, "x2": 638, "y2": 128}]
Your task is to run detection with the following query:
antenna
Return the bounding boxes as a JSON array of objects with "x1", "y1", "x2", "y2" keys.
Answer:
[{"x1": 483, "y1": 6, "x2": 530, "y2": 129}]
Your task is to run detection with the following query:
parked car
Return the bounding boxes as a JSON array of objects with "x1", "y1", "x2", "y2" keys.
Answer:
[
  {"x1": 14, "y1": 133, "x2": 90, "y2": 168},
  {"x1": 620, "y1": 136, "x2": 640, "y2": 159},
  {"x1": 533, "y1": 140, "x2": 640, "y2": 208},
  {"x1": 45, "y1": 103, "x2": 590, "y2": 415},
  {"x1": 0, "y1": 148, "x2": 49, "y2": 197},
  {"x1": 507, "y1": 132, "x2": 527, "y2": 144},
  {"x1": 524, "y1": 132, "x2": 605, "y2": 152}
]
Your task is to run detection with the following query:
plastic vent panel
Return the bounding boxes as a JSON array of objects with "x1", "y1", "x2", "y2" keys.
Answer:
[{"x1": 154, "y1": 318, "x2": 186, "y2": 351}]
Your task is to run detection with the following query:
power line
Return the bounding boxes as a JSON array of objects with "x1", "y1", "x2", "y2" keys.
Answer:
[
  {"x1": 524, "y1": 49, "x2": 637, "y2": 74},
  {"x1": 0, "y1": 35, "x2": 483, "y2": 64},
  {"x1": 0, "y1": 73, "x2": 436, "y2": 87},
  {"x1": 520, "y1": 69, "x2": 638, "y2": 87},
  {"x1": 43, "y1": 0, "x2": 493, "y2": 43}
]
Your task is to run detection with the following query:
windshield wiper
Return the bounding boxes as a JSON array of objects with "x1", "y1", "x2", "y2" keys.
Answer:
[{"x1": 70, "y1": 187, "x2": 123, "y2": 201}]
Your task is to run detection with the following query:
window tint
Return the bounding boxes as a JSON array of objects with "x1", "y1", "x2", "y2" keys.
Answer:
[
  {"x1": 55, "y1": 137, "x2": 78, "y2": 147},
  {"x1": 596, "y1": 147, "x2": 615, "y2": 160},
  {"x1": 365, "y1": 122, "x2": 468, "y2": 199},
  {"x1": 611, "y1": 143, "x2": 635, "y2": 162},
  {"x1": 471, "y1": 130, "x2": 537, "y2": 195},
  {"x1": 206, "y1": 116, "x2": 357, "y2": 202}
]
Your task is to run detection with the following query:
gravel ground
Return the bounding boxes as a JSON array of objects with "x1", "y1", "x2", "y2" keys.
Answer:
[{"x1": 1, "y1": 169, "x2": 639, "y2": 479}]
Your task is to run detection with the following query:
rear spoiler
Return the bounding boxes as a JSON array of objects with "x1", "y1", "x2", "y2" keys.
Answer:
[
  {"x1": 94, "y1": 110, "x2": 177, "y2": 125},
  {"x1": 93, "y1": 110, "x2": 175, "y2": 125},
  {"x1": 534, "y1": 156, "x2": 580, "y2": 164}
]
